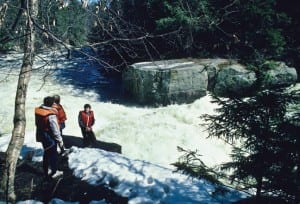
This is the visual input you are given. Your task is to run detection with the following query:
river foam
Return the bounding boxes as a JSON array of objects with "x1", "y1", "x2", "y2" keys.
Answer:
[{"x1": 0, "y1": 52, "x2": 231, "y2": 168}]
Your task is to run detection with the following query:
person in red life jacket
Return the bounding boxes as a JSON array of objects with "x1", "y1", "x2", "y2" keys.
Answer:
[
  {"x1": 78, "y1": 104, "x2": 96, "y2": 146},
  {"x1": 35, "y1": 96, "x2": 65, "y2": 179},
  {"x1": 52, "y1": 94, "x2": 67, "y2": 135}
]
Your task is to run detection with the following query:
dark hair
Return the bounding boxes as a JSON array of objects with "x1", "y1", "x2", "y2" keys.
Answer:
[
  {"x1": 44, "y1": 96, "x2": 55, "y2": 107},
  {"x1": 84, "y1": 104, "x2": 91, "y2": 109},
  {"x1": 53, "y1": 95, "x2": 60, "y2": 103}
]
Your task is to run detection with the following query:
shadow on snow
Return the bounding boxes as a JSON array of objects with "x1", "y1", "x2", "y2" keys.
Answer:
[{"x1": 62, "y1": 134, "x2": 122, "y2": 154}]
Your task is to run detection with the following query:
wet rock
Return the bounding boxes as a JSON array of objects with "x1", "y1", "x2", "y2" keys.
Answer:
[{"x1": 122, "y1": 60, "x2": 207, "y2": 105}]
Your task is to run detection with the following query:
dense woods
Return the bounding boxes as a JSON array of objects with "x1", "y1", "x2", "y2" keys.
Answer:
[
  {"x1": 1, "y1": 0, "x2": 300, "y2": 73},
  {"x1": 0, "y1": 0, "x2": 299, "y2": 203}
]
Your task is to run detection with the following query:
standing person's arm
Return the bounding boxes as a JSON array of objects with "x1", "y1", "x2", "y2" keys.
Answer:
[
  {"x1": 49, "y1": 114, "x2": 64, "y2": 147},
  {"x1": 60, "y1": 104, "x2": 67, "y2": 121},
  {"x1": 78, "y1": 112, "x2": 84, "y2": 128}
]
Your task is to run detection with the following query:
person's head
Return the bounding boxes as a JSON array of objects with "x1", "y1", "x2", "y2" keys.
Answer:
[
  {"x1": 84, "y1": 104, "x2": 91, "y2": 112},
  {"x1": 44, "y1": 96, "x2": 55, "y2": 107},
  {"x1": 53, "y1": 94, "x2": 60, "y2": 104}
]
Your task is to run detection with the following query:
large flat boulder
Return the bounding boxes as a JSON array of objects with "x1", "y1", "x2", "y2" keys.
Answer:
[
  {"x1": 123, "y1": 59, "x2": 298, "y2": 105},
  {"x1": 122, "y1": 60, "x2": 207, "y2": 105}
]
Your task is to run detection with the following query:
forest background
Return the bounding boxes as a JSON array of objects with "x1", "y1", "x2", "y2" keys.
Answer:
[{"x1": 1, "y1": 0, "x2": 300, "y2": 75}]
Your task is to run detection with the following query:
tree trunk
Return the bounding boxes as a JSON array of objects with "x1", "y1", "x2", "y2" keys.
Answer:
[
  {"x1": 0, "y1": 0, "x2": 38, "y2": 202},
  {"x1": 256, "y1": 175, "x2": 263, "y2": 199}
]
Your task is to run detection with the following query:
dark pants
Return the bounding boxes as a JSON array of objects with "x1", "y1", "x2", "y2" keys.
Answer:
[
  {"x1": 40, "y1": 131, "x2": 58, "y2": 176},
  {"x1": 60, "y1": 122, "x2": 65, "y2": 136},
  {"x1": 80, "y1": 127, "x2": 96, "y2": 146}
]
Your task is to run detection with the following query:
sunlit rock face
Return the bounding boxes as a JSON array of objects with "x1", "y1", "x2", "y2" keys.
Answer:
[
  {"x1": 122, "y1": 60, "x2": 208, "y2": 105},
  {"x1": 123, "y1": 59, "x2": 298, "y2": 105}
]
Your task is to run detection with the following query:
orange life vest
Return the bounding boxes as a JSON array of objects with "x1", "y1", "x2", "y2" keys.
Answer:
[
  {"x1": 52, "y1": 103, "x2": 67, "y2": 125},
  {"x1": 79, "y1": 110, "x2": 95, "y2": 128},
  {"x1": 35, "y1": 107, "x2": 57, "y2": 131}
]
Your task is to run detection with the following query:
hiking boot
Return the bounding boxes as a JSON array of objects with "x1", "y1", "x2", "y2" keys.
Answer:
[{"x1": 50, "y1": 170, "x2": 63, "y2": 179}]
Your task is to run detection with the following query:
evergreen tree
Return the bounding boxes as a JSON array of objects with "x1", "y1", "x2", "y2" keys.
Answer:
[
  {"x1": 54, "y1": 0, "x2": 88, "y2": 46},
  {"x1": 96, "y1": 0, "x2": 300, "y2": 72},
  {"x1": 37, "y1": 0, "x2": 88, "y2": 47},
  {"x1": 0, "y1": 0, "x2": 89, "y2": 51},
  {"x1": 201, "y1": 88, "x2": 299, "y2": 202},
  {"x1": 0, "y1": 0, "x2": 27, "y2": 51}
]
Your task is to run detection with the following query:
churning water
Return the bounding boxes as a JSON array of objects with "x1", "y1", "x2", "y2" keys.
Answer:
[{"x1": 0, "y1": 51, "x2": 231, "y2": 168}]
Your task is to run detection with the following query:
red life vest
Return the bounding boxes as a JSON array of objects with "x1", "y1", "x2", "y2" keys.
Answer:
[
  {"x1": 52, "y1": 103, "x2": 67, "y2": 125},
  {"x1": 35, "y1": 107, "x2": 57, "y2": 131},
  {"x1": 80, "y1": 110, "x2": 95, "y2": 128}
]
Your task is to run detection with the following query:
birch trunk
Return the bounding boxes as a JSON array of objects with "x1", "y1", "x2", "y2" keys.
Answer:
[{"x1": 0, "y1": 0, "x2": 38, "y2": 202}]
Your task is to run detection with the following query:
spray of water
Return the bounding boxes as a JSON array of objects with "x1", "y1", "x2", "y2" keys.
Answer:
[{"x1": 0, "y1": 52, "x2": 231, "y2": 168}]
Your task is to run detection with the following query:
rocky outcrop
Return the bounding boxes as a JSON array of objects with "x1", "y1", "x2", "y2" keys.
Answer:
[
  {"x1": 122, "y1": 60, "x2": 207, "y2": 105},
  {"x1": 195, "y1": 58, "x2": 233, "y2": 91},
  {"x1": 260, "y1": 61, "x2": 298, "y2": 89},
  {"x1": 122, "y1": 59, "x2": 298, "y2": 105},
  {"x1": 213, "y1": 64, "x2": 257, "y2": 97}
]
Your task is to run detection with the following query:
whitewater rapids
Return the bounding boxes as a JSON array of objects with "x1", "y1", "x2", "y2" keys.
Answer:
[{"x1": 0, "y1": 51, "x2": 231, "y2": 168}]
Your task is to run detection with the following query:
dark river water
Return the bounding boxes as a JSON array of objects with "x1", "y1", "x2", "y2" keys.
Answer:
[{"x1": 53, "y1": 50, "x2": 124, "y2": 103}]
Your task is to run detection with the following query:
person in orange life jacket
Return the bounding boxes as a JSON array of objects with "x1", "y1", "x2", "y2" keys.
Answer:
[
  {"x1": 35, "y1": 96, "x2": 65, "y2": 178},
  {"x1": 52, "y1": 94, "x2": 67, "y2": 135},
  {"x1": 78, "y1": 104, "x2": 96, "y2": 146}
]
